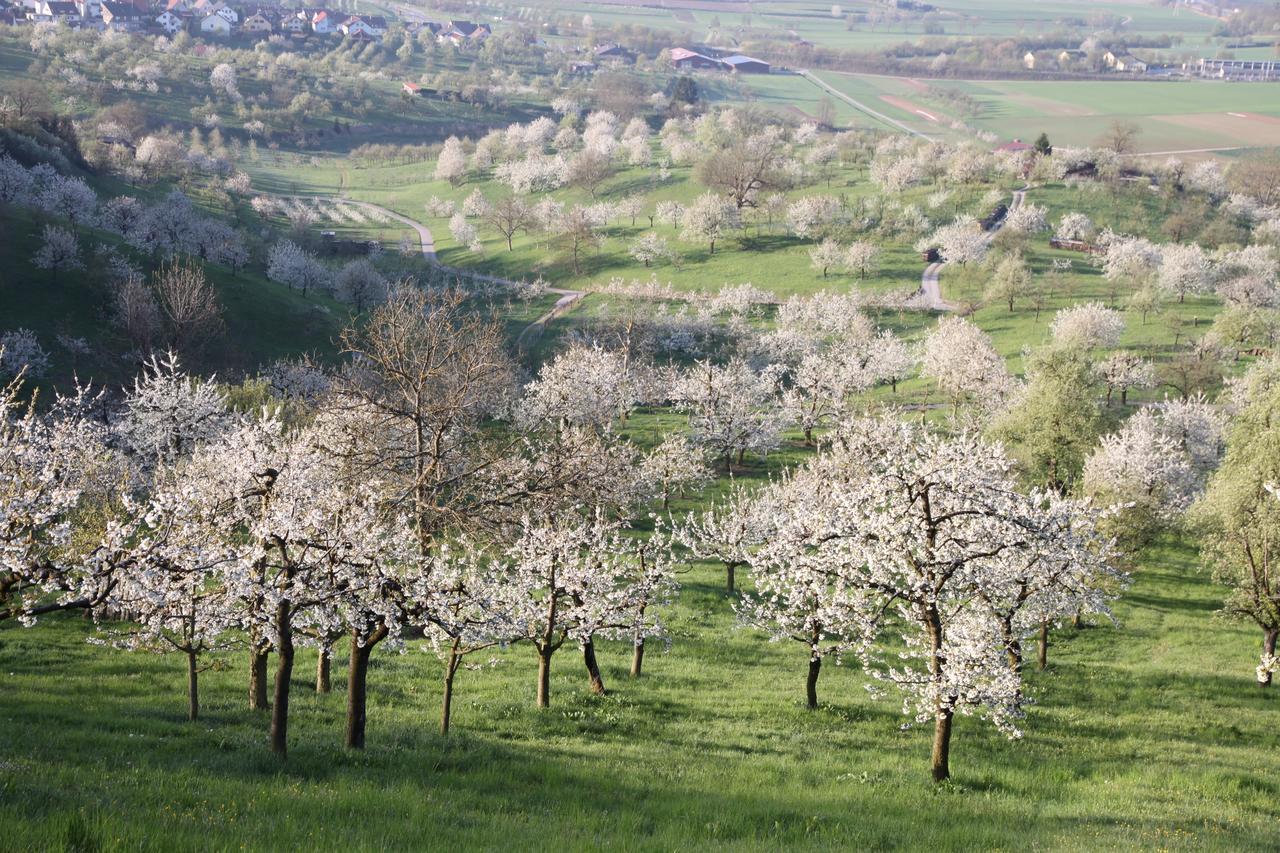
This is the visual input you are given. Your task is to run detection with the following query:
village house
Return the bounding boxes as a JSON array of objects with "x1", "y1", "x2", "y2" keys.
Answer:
[
  {"x1": 99, "y1": 0, "x2": 143, "y2": 30},
  {"x1": 1103, "y1": 51, "x2": 1147, "y2": 73},
  {"x1": 336, "y1": 14, "x2": 385, "y2": 37},
  {"x1": 309, "y1": 8, "x2": 338, "y2": 33},
  {"x1": 154, "y1": 8, "x2": 181, "y2": 32},
  {"x1": 33, "y1": 0, "x2": 81, "y2": 22},
  {"x1": 198, "y1": 10, "x2": 230, "y2": 35},
  {"x1": 241, "y1": 10, "x2": 273, "y2": 33},
  {"x1": 439, "y1": 19, "x2": 489, "y2": 45}
]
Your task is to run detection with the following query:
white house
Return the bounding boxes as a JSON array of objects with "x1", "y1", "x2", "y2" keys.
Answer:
[
  {"x1": 309, "y1": 8, "x2": 337, "y2": 33},
  {"x1": 155, "y1": 8, "x2": 182, "y2": 32},
  {"x1": 198, "y1": 11, "x2": 230, "y2": 35},
  {"x1": 339, "y1": 15, "x2": 381, "y2": 37}
]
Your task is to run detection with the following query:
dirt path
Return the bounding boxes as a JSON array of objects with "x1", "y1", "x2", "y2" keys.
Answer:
[
  {"x1": 912, "y1": 186, "x2": 1027, "y2": 311},
  {"x1": 798, "y1": 70, "x2": 934, "y2": 140},
  {"x1": 290, "y1": 196, "x2": 584, "y2": 347}
]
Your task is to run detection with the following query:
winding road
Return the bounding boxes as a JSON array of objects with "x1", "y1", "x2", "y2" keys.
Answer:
[
  {"x1": 913, "y1": 186, "x2": 1027, "y2": 312},
  {"x1": 298, "y1": 196, "x2": 584, "y2": 347}
]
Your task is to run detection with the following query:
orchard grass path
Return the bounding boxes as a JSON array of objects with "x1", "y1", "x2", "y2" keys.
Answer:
[
  {"x1": 2, "y1": 525, "x2": 1279, "y2": 850},
  {"x1": 287, "y1": 194, "x2": 586, "y2": 349}
]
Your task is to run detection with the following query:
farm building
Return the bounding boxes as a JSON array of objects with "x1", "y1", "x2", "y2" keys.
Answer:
[
  {"x1": 593, "y1": 43, "x2": 635, "y2": 62},
  {"x1": 670, "y1": 47, "x2": 722, "y2": 71},
  {"x1": 994, "y1": 139, "x2": 1035, "y2": 153},
  {"x1": 1195, "y1": 58, "x2": 1277, "y2": 81},
  {"x1": 722, "y1": 55, "x2": 770, "y2": 74}
]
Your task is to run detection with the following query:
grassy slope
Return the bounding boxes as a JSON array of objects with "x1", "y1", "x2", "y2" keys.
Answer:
[
  {"x1": 0, "y1": 205, "x2": 351, "y2": 389},
  {"x1": 1, "y1": 533, "x2": 1278, "y2": 850}
]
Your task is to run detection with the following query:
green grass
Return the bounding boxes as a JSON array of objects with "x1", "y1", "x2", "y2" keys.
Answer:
[
  {"x1": 271, "y1": 150, "x2": 1008, "y2": 302},
  {"x1": 3, "y1": 533, "x2": 1279, "y2": 849}
]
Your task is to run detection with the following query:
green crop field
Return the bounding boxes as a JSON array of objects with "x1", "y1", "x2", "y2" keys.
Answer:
[{"x1": 807, "y1": 70, "x2": 1280, "y2": 151}]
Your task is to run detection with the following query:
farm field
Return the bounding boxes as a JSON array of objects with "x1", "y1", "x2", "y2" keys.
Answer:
[
  {"x1": 512, "y1": 0, "x2": 1222, "y2": 53},
  {"x1": 809, "y1": 70, "x2": 1280, "y2": 151}
]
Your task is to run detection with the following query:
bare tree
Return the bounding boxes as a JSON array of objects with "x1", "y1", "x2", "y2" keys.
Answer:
[
  {"x1": 1098, "y1": 120, "x2": 1141, "y2": 156},
  {"x1": 153, "y1": 260, "x2": 224, "y2": 355},
  {"x1": 567, "y1": 150, "x2": 613, "y2": 199},
  {"x1": 113, "y1": 274, "x2": 163, "y2": 352},
  {"x1": 334, "y1": 286, "x2": 517, "y2": 552},
  {"x1": 482, "y1": 195, "x2": 534, "y2": 251}
]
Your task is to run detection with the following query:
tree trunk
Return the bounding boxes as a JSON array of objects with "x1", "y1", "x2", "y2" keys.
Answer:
[
  {"x1": 316, "y1": 644, "x2": 331, "y2": 694},
  {"x1": 1038, "y1": 620, "x2": 1049, "y2": 670},
  {"x1": 187, "y1": 649, "x2": 199, "y2": 723},
  {"x1": 725, "y1": 562, "x2": 736, "y2": 594},
  {"x1": 1262, "y1": 629, "x2": 1278, "y2": 687},
  {"x1": 631, "y1": 639, "x2": 645, "y2": 679},
  {"x1": 270, "y1": 602, "x2": 294, "y2": 757},
  {"x1": 806, "y1": 655, "x2": 821, "y2": 709},
  {"x1": 536, "y1": 645, "x2": 553, "y2": 708},
  {"x1": 926, "y1": 606, "x2": 952, "y2": 783},
  {"x1": 1006, "y1": 639, "x2": 1023, "y2": 675},
  {"x1": 931, "y1": 708, "x2": 953, "y2": 783},
  {"x1": 249, "y1": 646, "x2": 269, "y2": 711},
  {"x1": 345, "y1": 629, "x2": 382, "y2": 749},
  {"x1": 441, "y1": 638, "x2": 461, "y2": 735},
  {"x1": 583, "y1": 638, "x2": 607, "y2": 695}
]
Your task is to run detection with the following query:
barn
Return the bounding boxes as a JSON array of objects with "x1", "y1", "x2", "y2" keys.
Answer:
[
  {"x1": 670, "y1": 47, "x2": 722, "y2": 71},
  {"x1": 721, "y1": 55, "x2": 770, "y2": 74}
]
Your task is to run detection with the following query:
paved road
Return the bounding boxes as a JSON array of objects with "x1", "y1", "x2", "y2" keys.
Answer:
[
  {"x1": 294, "y1": 196, "x2": 584, "y2": 347},
  {"x1": 912, "y1": 186, "x2": 1027, "y2": 312}
]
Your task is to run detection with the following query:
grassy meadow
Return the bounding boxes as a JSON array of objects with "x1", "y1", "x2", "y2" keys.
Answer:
[{"x1": 3, "y1": 531, "x2": 1278, "y2": 850}]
